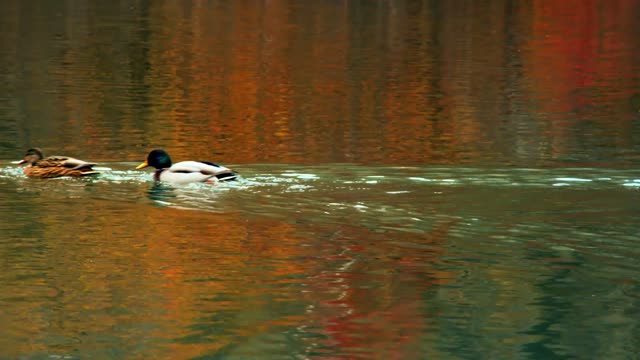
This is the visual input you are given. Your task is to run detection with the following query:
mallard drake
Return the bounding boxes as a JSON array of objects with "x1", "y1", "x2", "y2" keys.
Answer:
[
  {"x1": 16, "y1": 148, "x2": 100, "y2": 178},
  {"x1": 136, "y1": 149, "x2": 237, "y2": 184}
]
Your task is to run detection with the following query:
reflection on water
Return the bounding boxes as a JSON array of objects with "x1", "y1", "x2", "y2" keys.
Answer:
[
  {"x1": 1, "y1": 1, "x2": 639, "y2": 166},
  {"x1": 1, "y1": 0, "x2": 640, "y2": 359},
  {"x1": 1, "y1": 163, "x2": 640, "y2": 358}
]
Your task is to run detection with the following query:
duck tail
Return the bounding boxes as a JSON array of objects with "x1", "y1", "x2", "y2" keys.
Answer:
[
  {"x1": 215, "y1": 171, "x2": 238, "y2": 181},
  {"x1": 72, "y1": 162, "x2": 97, "y2": 170}
]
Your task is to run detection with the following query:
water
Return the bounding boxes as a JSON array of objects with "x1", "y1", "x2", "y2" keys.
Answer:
[{"x1": 1, "y1": 1, "x2": 640, "y2": 359}]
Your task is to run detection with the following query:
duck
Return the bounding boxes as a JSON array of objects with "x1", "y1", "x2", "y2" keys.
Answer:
[
  {"x1": 135, "y1": 149, "x2": 237, "y2": 184},
  {"x1": 15, "y1": 148, "x2": 100, "y2": 178}
]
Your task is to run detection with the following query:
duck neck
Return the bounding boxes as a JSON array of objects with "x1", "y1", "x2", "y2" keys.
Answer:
[{"x1": 154, "y1": 169, "x2": 164, "y2": 182}]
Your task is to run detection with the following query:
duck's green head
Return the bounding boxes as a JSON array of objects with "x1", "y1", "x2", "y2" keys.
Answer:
[{"x1": 136, "y1": 149, "x2": 172, "y2": 170}]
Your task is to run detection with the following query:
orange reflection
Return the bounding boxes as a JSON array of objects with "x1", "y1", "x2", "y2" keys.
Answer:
[{"x1": 7, "y1": 0, "x2": 639, "y2": 167}]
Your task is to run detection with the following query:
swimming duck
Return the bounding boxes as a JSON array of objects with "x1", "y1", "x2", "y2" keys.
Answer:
[
  {"x1": 136, "y1": 149, "x2": 237, "y2": 184},
  {"x1": 16, "y1": 148, "x2": 100, "y2": 178}
]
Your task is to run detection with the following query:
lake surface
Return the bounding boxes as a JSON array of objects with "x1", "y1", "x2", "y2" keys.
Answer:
[{"x1": 1, "y1": 1, "x2": 640, "y2": 359}]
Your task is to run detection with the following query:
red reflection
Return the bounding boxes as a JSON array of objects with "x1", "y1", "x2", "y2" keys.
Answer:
[
  {"x1": 305, "y1": 220, "x2": 457, "y2": 358},
  {"x1": 527, "y1": 0, "x2": 638, "y2": 161}
]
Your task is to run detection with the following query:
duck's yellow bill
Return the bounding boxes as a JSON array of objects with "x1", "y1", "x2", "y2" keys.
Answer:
[{"x1": 136, "y1": 161, "x2": 149, "y2": 169}]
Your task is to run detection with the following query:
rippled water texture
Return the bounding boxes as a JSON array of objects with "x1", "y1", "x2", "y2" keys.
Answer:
[{"x1": 1, "y1": 1, "x2": 640, "y2": 359}]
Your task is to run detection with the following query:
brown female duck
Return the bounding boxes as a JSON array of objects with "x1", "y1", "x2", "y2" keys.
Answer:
[{"x1": 16, "y1": 148, "x2": 100, "y2": 178}]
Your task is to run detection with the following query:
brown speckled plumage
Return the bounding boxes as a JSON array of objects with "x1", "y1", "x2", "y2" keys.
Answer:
[{"x1": 18, "y1": 148, "x2": 100, "y2": 178}]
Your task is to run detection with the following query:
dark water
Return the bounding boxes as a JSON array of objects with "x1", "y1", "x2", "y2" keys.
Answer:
[{"x1": 1, "y1": 1, "x2": 640, "y2": 359}]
